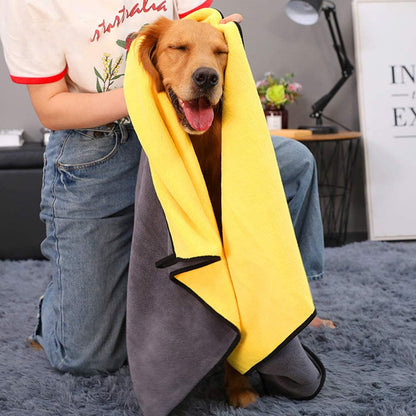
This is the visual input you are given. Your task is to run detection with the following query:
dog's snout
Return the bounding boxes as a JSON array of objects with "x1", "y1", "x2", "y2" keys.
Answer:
[{"x1": 192, "y1": 67, "x2": 219, "y2": 90}]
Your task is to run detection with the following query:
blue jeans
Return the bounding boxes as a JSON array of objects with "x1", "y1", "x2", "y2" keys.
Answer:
[
  {"x1": 33, "y1": 127, "x2": 323, "y2": 374},
  {"x1": 272, "y1": 136, "x2": 324, "y2": 281}
]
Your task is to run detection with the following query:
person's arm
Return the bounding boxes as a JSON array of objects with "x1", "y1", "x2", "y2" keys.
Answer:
[{"x1": 27, "y1": 78, "x2": 128, "y2": 130}]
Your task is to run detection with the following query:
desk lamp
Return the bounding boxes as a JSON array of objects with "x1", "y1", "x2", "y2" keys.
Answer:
[{"x1": 286, "y1": 0, "x2": 354, "y2": 133}]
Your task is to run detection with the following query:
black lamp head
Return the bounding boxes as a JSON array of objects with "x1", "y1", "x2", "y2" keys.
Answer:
[{"x1": 285, "y1": 0, "x2": 323, "y2": 25}]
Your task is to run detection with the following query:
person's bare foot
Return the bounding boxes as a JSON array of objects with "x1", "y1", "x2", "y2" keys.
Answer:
[{"x1": 310, "y1": 316, "x2": 336, "y2": 329}]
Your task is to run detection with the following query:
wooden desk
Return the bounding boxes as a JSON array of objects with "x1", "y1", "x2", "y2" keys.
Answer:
[
  {"x1": 295, "y1": 131, "x2": 361, "y2": 142},
  {"x1": 270, "y1": 129, "x2": 361, "y2": 141},
  {"x1": 271, "y1": 130, "x2": 361, "y2": 246}
]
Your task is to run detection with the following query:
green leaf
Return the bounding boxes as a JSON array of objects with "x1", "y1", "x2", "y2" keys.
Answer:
[
  {"x1": 94, "y1": 67, "x2": 104, "y2": 82},
  {"x1": 116, "y1": 40, "x2": 126, "y2": 48},
  {"x1": 111, "y1": 74, "x2": 124, "y2": 80},
  {"x1": 96, "y1": 78, "x2": 102, "y2": 93}
]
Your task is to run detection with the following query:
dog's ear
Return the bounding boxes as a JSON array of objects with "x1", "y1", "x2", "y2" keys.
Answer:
[{"x1": 138, "y1": 18, "x2": 171, "y2": 93}]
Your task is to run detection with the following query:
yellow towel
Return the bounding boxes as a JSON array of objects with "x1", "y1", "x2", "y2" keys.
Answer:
[{"x1": 124, "y1": 8, "x2": 315, "y2": 374}]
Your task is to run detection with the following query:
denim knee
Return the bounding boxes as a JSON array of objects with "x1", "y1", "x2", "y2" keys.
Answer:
[
  {"x1": 272, "y1": 136, "x2": 316, "y2": 185},
  {"x1": 293, "y1": 141, "x2": 316, "y2": 177}
]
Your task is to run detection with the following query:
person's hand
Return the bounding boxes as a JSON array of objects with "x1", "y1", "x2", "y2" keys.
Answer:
[{"x1": 220, "y1": 14, "x2": 243, "y2": 24}]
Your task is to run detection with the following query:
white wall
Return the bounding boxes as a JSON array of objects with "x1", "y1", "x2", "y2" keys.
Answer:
[
  {"x1": 0, "y1": 43, "x2": 40, "y2": 141},
  {"x1": 0, "y1": 0, "x2": 367, "y2": 233}
]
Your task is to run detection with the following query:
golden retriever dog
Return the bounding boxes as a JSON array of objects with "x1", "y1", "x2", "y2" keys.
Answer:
[{"x1": 137, "y1": 17, "x2": 259, "y2": 408}]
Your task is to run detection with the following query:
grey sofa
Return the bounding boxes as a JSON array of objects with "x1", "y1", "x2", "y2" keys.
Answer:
[{"x1": 0, "y1": 143, "x2": 45, "y2": 259}]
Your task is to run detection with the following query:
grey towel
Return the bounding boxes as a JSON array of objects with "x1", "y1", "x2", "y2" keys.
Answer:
[{"x1": 127, "y1": 154, "x2": 239, "y2": 416}]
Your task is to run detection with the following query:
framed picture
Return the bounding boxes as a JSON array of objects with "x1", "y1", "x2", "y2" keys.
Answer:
[{"x1": 353, "y1": 0, "x2": 416, "y2": 240}]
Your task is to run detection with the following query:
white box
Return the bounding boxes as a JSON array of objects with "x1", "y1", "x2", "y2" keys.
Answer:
[{"x1": 0, "y1": 129, "x2": 24, "y2": 147}]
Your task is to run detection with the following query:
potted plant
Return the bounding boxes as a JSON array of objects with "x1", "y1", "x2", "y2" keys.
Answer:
[{"x1": 256, "y1": 72, "x2": 302, "y2": 130}]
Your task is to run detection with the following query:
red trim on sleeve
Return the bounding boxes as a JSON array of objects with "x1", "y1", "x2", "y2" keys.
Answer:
[
  {"x1": 10, "y1": 66, "x2": 67, "y2": 85},
  {"x1": 178, "y1": 0, "x2": 213, "y2": 18}
]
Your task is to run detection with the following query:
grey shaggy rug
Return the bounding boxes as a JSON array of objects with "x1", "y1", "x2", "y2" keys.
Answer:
[{"x1": 1, "y1": 240, "x2": 415, "y2": 416}]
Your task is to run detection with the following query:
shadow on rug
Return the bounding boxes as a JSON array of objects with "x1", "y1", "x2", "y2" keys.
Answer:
[{"x1": 1, "y1": 241, "x2": 415, "y2": 415}]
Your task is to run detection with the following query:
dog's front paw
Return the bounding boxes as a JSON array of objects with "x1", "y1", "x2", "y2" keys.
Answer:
[
  {"x1": 226, "y1": 386, "x2": 259, "y2": 408},
  {"x1": 225, "y1": 362, "x2": 259, "y2": 408}
]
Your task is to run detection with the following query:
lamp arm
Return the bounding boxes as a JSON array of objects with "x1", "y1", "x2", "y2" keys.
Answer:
[
  {"x1": 311, "y1": 75, "x2": 349, "y2": 117},
  {"x1": 310, "y1": 4, "x2": 354, "y2": 120}
]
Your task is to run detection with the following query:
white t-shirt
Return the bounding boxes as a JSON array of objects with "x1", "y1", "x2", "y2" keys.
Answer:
[{"x1": 0, "y1": 0, "x2": 213, "y2": 92}]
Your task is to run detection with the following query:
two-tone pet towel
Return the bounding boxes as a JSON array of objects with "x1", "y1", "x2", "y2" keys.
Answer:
[{"x1": 125, "y1": 8, "x2": 318, "y2": 416}]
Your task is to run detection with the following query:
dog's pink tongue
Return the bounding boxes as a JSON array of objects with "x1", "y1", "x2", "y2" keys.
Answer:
[{"x1": 183, "y1": 98, "x2": 214, "y2": 132}]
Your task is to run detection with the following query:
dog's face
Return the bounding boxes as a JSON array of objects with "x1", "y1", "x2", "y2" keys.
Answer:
[{"x1": 138, "y1": 18, "x2": 228, "y2": 134}]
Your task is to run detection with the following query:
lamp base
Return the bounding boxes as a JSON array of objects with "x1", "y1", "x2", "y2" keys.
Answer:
[{"x1": 298, "y1": 124, "x2": 338, "y2": 134}]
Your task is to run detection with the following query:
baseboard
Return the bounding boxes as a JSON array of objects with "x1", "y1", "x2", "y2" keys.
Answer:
[{"x1": 345, "y1": 232, "x2": 368, "y2": 244}]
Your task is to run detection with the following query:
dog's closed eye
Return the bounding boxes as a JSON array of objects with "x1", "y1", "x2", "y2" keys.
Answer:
[
  {"x1": 215, "y1": 48, "x2": 228, "y2": 56},
  {"x1": 168, "y1": 44, "x2": 188, "y2": 51}
]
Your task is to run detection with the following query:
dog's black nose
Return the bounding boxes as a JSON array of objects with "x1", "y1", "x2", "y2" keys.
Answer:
[{"x1": 192, "y1": 67, "x2": 219, "y2": 90}]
